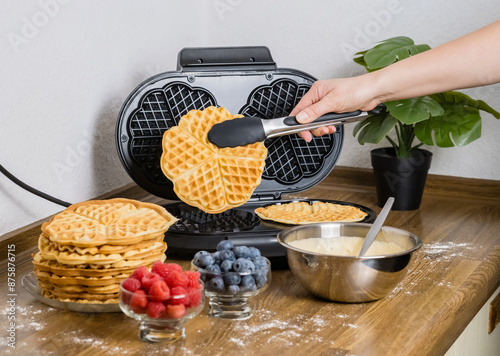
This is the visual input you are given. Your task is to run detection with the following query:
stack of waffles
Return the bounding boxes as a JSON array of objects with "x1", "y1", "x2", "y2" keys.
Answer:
[
  {"x1": 255, "y1": 201, "x2": 368, "y2": 224},
  {"x1": 160, "y1": 106, "x2": 268, "y2": 214},
  {"x1": 32, "y1": 198, "x2": 177, "y2": 304}
]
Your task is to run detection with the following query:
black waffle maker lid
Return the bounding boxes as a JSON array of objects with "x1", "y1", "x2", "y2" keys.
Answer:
[{"x1": 115, "y1": 46, "x2": 375, "y2": 258}]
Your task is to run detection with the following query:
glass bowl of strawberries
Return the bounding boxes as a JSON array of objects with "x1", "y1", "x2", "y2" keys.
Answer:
[
  {"x1": 119, "y1": 261, "x2": 204, "y2": 343},
  {"x1": 191, "y1": 241, "x2": 271, "y2": 320}
]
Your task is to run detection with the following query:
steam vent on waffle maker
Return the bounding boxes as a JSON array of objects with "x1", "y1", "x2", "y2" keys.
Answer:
[
  {"x1": 32, "y1": 198, "x2": 177, "y2": 303},
  {"x1": 160, "y1": 106, "x2": 268, "y2": 214}
]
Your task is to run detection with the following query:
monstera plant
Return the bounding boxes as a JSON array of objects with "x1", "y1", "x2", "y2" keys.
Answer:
[
  {"x1": 352, "y1": 36, "x2": 500, "y2": 210},
  {"x1": 353, "y1": 36, "x2": 500, "y2": 158}
]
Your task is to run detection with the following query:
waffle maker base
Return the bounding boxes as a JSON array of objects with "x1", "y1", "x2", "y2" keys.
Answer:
[{"x1": 116, "y1": 46, "x2": 376, "y2": 261}]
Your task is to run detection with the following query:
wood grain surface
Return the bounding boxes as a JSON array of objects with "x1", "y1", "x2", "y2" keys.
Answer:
[{"x1": 1, "y1": 167, "x2": 499, "y2": 356}]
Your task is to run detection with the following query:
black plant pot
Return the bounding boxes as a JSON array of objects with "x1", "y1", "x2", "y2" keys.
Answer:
[{"x1": 371, "y1": 148, "x2": 433, "y2": 211}]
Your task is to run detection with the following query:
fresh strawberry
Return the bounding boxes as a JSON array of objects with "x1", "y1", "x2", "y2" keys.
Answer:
[
  {"x1": 148, "y1": 280, "x2": 170, "y2": 302},
  {"x1": 130, "y1": 290, "x2": 148, "y2": 313},
  {"x1": 184, "y1": 271, "x2": 201, "y2": 289},
  {"x1": 146, "y1": 301, "x2": 166, "y2": 318},
  {"x1": 141, "y1": 272, "x2": 163, "y2": 293},
  {"x1": 165, "y1": 271, "x2": 188, "y2": 289},
  {"x1": 169, "y1": 286, "x2": 189, "y2": 305},
  {"x1": 166, "y1": 304, "x2": 186, "y2": 319},
  {"x1": 130, "y1": 265, "x2": 149, "y2": 281},
  {"x1": 185, "y1": 288, "x2": 202, "y2": 308},
  {"x1": 122, "y1": 278, "x2": 142, "y2": 293}
]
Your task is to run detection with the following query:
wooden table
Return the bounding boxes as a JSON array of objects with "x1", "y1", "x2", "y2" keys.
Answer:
[{"x1": 1, "y1": 167, "x2": 499, "y2": 356}]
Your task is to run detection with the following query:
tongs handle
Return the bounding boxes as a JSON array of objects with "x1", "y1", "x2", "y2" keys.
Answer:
[
  {"x1": 265, "y1": 103, "x2": 386, "y2": 139},
  {"x1": 283, "y1": 110, "x2": 361, "y2": 126}
]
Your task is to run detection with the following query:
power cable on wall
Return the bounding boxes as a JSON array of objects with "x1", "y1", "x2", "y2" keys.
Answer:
[{"x1": 0, "y1": 164, "x2": 71, "y2": 207}]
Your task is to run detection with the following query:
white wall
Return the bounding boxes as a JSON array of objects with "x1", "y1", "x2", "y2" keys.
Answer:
[{"x1": 1, "y1": 0, "x2": 499, "y2": 235}]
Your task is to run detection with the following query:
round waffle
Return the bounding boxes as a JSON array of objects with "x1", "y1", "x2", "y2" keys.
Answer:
[
  {"x1": 255, "y1": 201, "x2": 368, "y2": 225},
  {"x1": 160, "y1": 106, "x2": 268, "y2": 214}
]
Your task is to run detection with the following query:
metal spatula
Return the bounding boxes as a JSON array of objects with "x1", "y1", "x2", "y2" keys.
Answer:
[{"x1": 207, "y1": 104, "x2": 386, "y2": 148}]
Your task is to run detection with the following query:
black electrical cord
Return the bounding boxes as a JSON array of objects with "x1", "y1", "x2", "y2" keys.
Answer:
[{"x1": 0, "y1": 164, "x2": 71, "y2": 207}]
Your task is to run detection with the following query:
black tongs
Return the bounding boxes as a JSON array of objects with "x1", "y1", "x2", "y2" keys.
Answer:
[{"x1": 208, "y1": 104, "x2": 386, "y2": 148}]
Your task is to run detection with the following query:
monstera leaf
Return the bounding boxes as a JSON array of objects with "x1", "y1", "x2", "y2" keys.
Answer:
[
  {"x1": 414, "y1": 96, "x2": 481, "y2": 147},
  {"x1": 353, "y1": 113, "x2": 398, "y2": 145},
  {"x1": 354, "y1": 37, "x2": 431, "y2": 71},
  {"x1": 431, "y1": 91, "x2": 500, "y2": 119},
  {"x1": 386, "y1": 96, "x2": 444, "y2": 124}
]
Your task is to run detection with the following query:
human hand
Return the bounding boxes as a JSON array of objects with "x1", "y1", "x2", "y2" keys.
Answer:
[{"x1": 290, "y1": 75, "x2": 380, "y2": 142}]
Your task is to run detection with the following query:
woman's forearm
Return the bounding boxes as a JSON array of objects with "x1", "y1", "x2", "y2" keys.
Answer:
[{"x1": 370, "y1": 20, "x2": 500, "y2": 103}]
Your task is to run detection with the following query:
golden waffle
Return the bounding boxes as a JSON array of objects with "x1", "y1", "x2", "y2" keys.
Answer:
[
  {"x1": 38, "y1": 233, "x2": 165, "y2": 255},
  {"x1": 160, "y1": 106, "x2": 268, "y2": 214},
  {"x1": 41, "y1": 290, "x2": 118, "y2": 304},
  {"x1": 32, "y1": 253, "x2": 159, "y2": 277},
  {"x1": 42, "y1": 198, "x2": 178, "y2": 247},
  {"x1": 39, "y1": 280, "x2": 120, "y2": 294},
  {"x1": 39, "y1": 236, "x2": 167, "y2": 265},
  {"x1": 255, "y1": 201, "x2": 368, "y2": 224},
  {"x1": 41, "y1": 289, "x2": 118, "y2": 302},
  {"x1": 35, "y1": 270, "x2": 128, "y2": 287}
]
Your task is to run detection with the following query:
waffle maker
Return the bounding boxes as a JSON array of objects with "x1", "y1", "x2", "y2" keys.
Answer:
[{"x1": 116, "y1": 46, "x2": 375, "y2": 260}]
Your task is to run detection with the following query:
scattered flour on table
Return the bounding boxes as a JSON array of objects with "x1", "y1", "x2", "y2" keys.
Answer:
[
  {"x1": 0, "y1": 304, "x2": 53, "y2": 334},
  {"x1": 387, "y1": 241, "x2": 485, "y2": 298},
  {"x1": 223, "y1": 308, "x2": 359, "y2": 350},
  {"x1": 421, "y1": 242, "x2": 480, "y2": 261}
]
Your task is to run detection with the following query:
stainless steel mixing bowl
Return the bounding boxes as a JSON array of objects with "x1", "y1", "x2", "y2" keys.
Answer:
[{"x1": 277, "y1": 222, "x2": 422, "y2": 302}]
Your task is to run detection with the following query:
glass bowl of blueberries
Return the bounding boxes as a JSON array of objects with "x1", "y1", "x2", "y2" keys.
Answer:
[{"x1": 191, "y1": 241, "x2": 271, "y2": 320}]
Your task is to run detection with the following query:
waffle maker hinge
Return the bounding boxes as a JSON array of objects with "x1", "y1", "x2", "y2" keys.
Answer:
[{"x1": 248, "y1": 192, "x2": 281, "y2": 202}]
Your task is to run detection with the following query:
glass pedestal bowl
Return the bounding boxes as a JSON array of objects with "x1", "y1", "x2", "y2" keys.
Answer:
[
  {"x1": 191, "y1": 258, "x2": 271, "y2": 320},
  {"x1": 119, "y1": 281, "x2": 204, "y2": 343}
]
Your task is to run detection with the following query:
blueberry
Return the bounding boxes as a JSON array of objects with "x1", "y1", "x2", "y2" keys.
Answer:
[
  {"x1": 204, "y1": 264, "x2": 221, "y2": 275},
  {"x1": 232, "y1": 246, "x2": 251, "y2": 259},
  {"x1": 240, "y1": 275, "x2": 256, "y2": 291},
  {"x1": 253, "y1": 271, "x2": 267, "y2": 288},
  {"x1": 246, "y1": 260, "x2": 255, "y2": 272},
  {"x1": 248, "y1": 247, "x2": 261, "y2": 259},
  {"x1": 194, "y1": 254, "x2": 215, "y2": 268},
  {"x1": 233, "y1": 258, "x2": 255, "y2": 273},
  {"x1": 227, "y1": 285, "x2": 240, "y2": 294},
  {"x1": 220, "y1": 259, "x2": 233, "y2": 272},
  {"x1": 219, "y1": 250, "x2": 235, "y2": 262},
  {"x1": 207, "y1": 276, "x2": 224, "y2": 292},
  {"x1": 194, "y1": 250, "x2": 210, "y2": 259},
  {"x1": 252, "y1": 256, "x2": 268, "y2": 270},
  {"x1": 211, "y1": 251, "x2": 221, "y2": 265},
  {"x1": 217, "y1": 240, "x2": 234, "y2": 251},
  {"x1": 223, "y1": 272, "x2": 241, "y2": 285}
]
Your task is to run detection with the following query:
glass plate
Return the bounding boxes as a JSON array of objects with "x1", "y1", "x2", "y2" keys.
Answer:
[{"x1": 22, "y1": 272, "x2": 120, "y2": 313}]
